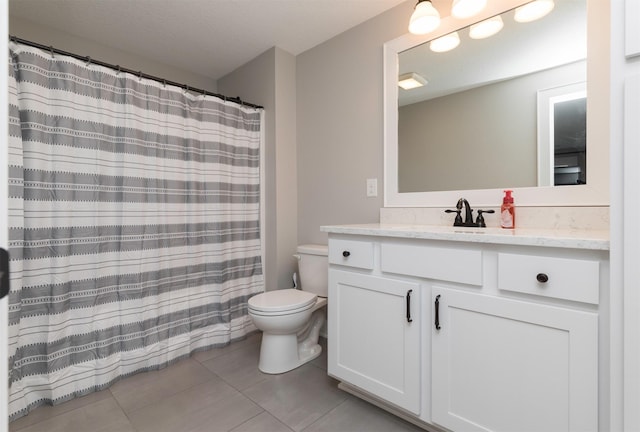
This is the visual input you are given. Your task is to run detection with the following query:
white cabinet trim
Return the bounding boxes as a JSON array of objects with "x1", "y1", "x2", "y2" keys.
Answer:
[
  {"x1": 624, "y1": 73, "x2": 640, "y2": 431},
  {"x1": 626, "y1": 0, "x2": 640, "y2": 58}
]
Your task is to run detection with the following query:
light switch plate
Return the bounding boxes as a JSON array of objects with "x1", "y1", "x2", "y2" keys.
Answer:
[{"x1": 366, "y1": 178, "x2": 378, "y2": 197}]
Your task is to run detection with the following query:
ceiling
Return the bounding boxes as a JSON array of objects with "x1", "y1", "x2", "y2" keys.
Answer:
[{"x1": 8, "y1": 0, "x2": 409, "y2": 81}]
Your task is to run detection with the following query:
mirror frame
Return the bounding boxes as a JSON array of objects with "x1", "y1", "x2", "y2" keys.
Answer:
[{"x1": 383, "y1": 0, "x2": 609, "y2": 208}]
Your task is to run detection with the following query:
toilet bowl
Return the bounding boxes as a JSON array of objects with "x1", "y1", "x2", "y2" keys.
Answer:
[{"x1": 248, "y1": 244, "x2": 328, "y2": 374}]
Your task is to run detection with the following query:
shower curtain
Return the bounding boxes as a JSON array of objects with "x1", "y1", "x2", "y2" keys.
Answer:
[{"x1": 7, "y1": 42, "x2": 264, "y2": 420}]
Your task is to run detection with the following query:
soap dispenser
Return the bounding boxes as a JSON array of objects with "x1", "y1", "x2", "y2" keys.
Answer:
[{"x1": 501, "y1": 190, "x2": 515, "y2": 229}]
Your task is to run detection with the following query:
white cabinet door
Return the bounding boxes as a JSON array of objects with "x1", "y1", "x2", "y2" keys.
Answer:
[
  {"x1": 431, "y1": 287, "x2": 598, "y2": 432},
  {"x1": 328, "y1": 269, "x2": 421, "y2": 414}
]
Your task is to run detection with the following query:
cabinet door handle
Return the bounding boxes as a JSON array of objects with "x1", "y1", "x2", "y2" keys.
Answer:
[
  {"x1": 434, "y1": 294, "x2": 441, "y2": 330},
  {"x1": 342, "y1": 250, "x2": 351, "y2": 257},
  {"x1": 536, "y1": 273, "x2": 549, "y2": 283},
  {"x1": 406, "y1": 289, "x2": 413, "y2": 323}
]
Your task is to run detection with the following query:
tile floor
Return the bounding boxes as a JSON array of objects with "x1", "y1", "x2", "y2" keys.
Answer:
[{"x1": 9, "y1": 334, "x2": 424, "y2": 432}]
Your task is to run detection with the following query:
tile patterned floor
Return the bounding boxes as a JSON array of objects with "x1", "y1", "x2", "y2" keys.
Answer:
[{"x1": 9, "y1": 334, "x2": 424, "y2": 432}]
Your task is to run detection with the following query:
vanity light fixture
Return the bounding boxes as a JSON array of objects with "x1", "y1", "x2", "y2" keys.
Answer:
[
  {"x1": 430, "y1": 32, "x2": 461, "y2": 53},
  {"x1": 514, "y1": 0, "x2": 555, "y2": 23},
  {"x1": 398, "y1": 72, "x2": 428, "y2": 90},
  {"x1": 408, "y1": 0, "x2": 441, "y2": 35},
  {"x1": 451, "y1": 0, "x2": 487, "y2": 19},
  {"x1": 469, "y1": 15, "x2": 504, "y2": 39}
]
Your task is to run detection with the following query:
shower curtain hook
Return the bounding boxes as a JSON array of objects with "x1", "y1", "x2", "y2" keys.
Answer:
[
  {"x1": 116, "y1": 65, "x2": 121, "y2": 75},
  {"x1": 162, "y1": 79, "x2": 166, "y2": 88},
  {"x1": 85, "y1": 56, "x2": 91, "y2": 66},
  {"x1": 49, "y1": 46, "x2": 55, "y2": 58},
  {"x1": 138, "y1": 71, "x2": 142, "y2": 81}
]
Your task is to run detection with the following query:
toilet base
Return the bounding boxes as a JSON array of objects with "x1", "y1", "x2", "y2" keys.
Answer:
[{"x1": 258, "y1": 308, "x2": 325, "y2": 374}]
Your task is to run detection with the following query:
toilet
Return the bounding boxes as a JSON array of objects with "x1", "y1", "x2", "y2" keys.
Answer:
[{"x1": 248, "y1": 244, "x2": 328, "y2": 374}]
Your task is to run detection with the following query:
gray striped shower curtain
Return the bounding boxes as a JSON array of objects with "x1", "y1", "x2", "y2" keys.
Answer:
[{"x1": 7, "y1": 42, "x2": 264, "y2": 420}]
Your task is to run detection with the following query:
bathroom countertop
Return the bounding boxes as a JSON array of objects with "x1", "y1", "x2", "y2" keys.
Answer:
[{"x1": 320, "y1": 223, "x2": 610, "y2": 251}]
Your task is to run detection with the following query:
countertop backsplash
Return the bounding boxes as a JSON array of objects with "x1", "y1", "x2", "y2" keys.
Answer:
[{"x1": 380, "y1": 206, "x2": 609, "y2": 231}]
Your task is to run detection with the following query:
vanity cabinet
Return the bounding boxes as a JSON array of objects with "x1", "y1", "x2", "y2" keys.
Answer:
[
  {"x1": 431, "y1": 287, "x2": 598, "y2": 432},
  {"x1": 324, "y1": 227, "x2": 608, "y2": 432},
  {"x1": 328, "y1": 269, "x2": 421, "y2": 414}
]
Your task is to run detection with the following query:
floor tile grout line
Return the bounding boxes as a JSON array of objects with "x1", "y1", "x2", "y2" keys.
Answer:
[
  {"x1": 109, "y1": 359, "x2": 220, "y2": 418},
  {"x1": 9, "y1": 393, "x2": 130, "y2": 432},
  {"x1": 10, "y1": 334, "x2": 345, "y2": 432},
  {"x1": 298, "y1": 395, "x2": 352, "y2": 432},
  {"x1": 225, "y1": 409, "x2": 267, "y2": 432},
  {"x1": 108, "y1": 388, "x2": 140, "y2": 432}
]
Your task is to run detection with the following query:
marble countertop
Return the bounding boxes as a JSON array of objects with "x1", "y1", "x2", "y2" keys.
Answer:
[{"x1": 320, "y1": 223, "x2": 610, "y2": 250}]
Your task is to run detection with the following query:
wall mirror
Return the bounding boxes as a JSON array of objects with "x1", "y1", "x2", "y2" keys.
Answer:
[{"x1": 383, "y1": 0, "x2": 609, "y2": 208}]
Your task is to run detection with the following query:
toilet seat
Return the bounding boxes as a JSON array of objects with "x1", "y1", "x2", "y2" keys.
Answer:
[{"x1": 248, "y1": 289, "x2": 317, "y2": 315}]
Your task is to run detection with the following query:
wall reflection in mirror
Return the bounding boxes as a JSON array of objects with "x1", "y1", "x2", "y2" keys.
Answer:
[{"x1": 398, "y1": 0, "x2": 586, "y2": 193}]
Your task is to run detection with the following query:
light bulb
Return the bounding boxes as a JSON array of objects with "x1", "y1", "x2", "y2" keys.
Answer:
[
  {"x1": 409, "y1": 0, "x2": 441, "y2": 35},
  {"x1": 469, "y1": 15, "x2": 504, "y2": 39},
  {"x1": 430, "y1": 32, "x2": 460, "y2": 53},
  {"x1": 514, "y1": 0, "x2": 555, "y2": 23},
  {"x1": 452, "y1": 0, "x2": 487, "y2": 19}
]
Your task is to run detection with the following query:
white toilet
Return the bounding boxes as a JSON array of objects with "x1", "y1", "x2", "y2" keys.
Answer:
[{"x1": 248, "y1": 244, "x2": 328, "y2": 374}]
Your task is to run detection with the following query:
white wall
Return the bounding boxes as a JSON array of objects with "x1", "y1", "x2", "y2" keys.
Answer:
[
  {"x1": 610, "y1": 0, "x2": 640, "y2": 429},
  {"x1": 296, "y1": 1, "x2": 415, "y2": 245},
  {"x1": 218, "y1": 47, "x2": 298, "y2": 290},
  {"x1": 9, "y1": 16, "x2": 216, "y2": 91}
]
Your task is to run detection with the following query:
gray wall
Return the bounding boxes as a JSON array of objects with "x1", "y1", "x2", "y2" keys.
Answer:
[
  {"x1": 218, "y1": 47, "x2": 298, "y2": 291},
  {"x1": 9, "y1": 16, "x2": 216, "y2": 91},
  {"x1": 398, "y1": 61, "x2": 586, "y2": 192},
  {"x1": 296, "y1": 1, "x2": 415, "y2": 245}
]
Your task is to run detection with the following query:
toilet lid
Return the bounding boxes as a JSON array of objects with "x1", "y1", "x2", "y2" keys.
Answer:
[{"x1": 248, "y1": 289, "x2": 317, "y2": 313}]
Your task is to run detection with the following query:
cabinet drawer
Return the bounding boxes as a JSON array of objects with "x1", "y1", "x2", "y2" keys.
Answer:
[
  {"x1": 329, "y1": 239, "x2": 374, "y2": 269},
  {"x1": 381, "y1": 242, "x2": 482, "y2": 286},
  {"x1": 497, "y1": 253, "x2": 599, "y2": 304}
]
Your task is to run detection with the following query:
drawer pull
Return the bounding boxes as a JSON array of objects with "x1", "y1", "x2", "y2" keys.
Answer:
[
  {"x1": 536, "y1": 273, "x2": 549, "y2": 283},
  {"x1": 435, "y1": 295, "x2": 441, "y2": 330},
  {"x1": 406, "y1": 289, "x2": 413, "y2": 323},
  {"x1": 342, "y1": 250, "x2": 351, "y2": 258}
]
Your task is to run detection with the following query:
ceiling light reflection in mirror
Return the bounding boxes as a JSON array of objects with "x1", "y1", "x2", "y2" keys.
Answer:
[
  {"x1": 514, "y1": 0, "x2": 555, "y2": 22},
  {"x1": 469, "y1": 15, "x2": 504, "y2": 39},
  {"x1": 451, "y1": 0, "x2": 487, "y2": 19},
  {"x1": 430, "y1": 32, "x2": 460, "y2": 52}
]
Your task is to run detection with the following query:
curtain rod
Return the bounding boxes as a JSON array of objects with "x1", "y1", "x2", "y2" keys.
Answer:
[{"x1": 9, "y1": 35, "x2": 264, "y2": 110}]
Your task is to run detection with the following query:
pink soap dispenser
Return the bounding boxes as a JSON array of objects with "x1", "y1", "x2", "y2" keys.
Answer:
[{"x1": 500, "y1": 190, "x2": 515, "y2": 229}]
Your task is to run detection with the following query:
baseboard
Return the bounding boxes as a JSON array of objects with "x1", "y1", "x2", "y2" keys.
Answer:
[{"x1": 337, "y1": 382, "x2": 446, "y2": 432}]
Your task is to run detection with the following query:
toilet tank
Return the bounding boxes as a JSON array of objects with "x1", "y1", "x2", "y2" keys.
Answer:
[{"x1": 296, "y1": 244, "x2": 328, "y2": 297}]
